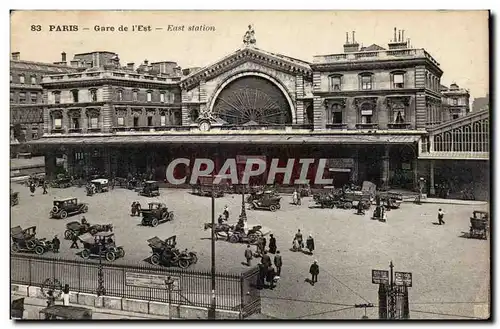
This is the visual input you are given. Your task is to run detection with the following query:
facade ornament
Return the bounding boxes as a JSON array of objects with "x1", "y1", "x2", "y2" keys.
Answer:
[
  {"x1": 354, "y1": 97, "x2": 377, "y2": 109},
  {"x1": 324, "y1": 98, "x2": 346, "y2": 108},
  {"x1": 50, "y1": 109, "x2": 63, "y2": 118},
  {"x1": 243, "y1": 24, "x2": 256, "y2": 48}
]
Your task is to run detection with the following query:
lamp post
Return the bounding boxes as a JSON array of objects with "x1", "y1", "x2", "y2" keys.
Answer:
[
  {"x1": 240, "y1": 184, "x2": 247, "y2": 222},
  {"x1": 165, "y1": 276, "x2": 175, "y2": 320},
  {"x1": 96, "y1": 239, "x2": 106, "y2": 296},
  {"x1": 208, "y1": 169, "x2": 216, "y2": 319}
]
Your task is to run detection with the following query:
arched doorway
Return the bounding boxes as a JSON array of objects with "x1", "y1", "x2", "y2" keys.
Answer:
[{"x1": 212, "y1": 76, "x2": 292, "y2": 125}]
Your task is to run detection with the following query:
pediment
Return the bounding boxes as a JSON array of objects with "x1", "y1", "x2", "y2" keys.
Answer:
[{"x1": 180, "y1": 47, "x2": 312, "y2": 90}]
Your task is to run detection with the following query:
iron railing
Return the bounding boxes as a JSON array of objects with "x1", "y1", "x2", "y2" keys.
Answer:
[{"x1": 11, "y1": 254, "x2": 251, "y2": 311}]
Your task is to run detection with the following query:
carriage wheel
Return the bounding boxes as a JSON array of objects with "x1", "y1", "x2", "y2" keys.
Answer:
[
  {"x1": 151, "y1": 218, "x2": 159, "y2": 227},
  {"x1": 229, "y1": 234, "x2": 239, "y2": 243},
  {"x1": 81, "y1": 249, "x2": 91, "y2": 259},
  {"x1": 82, "y1": 205, "x2": 88, "y2": 213},
  {"x1": 178, "y1": 259, "x2": 190, "y2": 269},
  {"x1": 161, "y1": 211, "x2": 167, "y2": 220},
  {"x1": 34, "y1": 245, "x2": 45, "y2": 255},
  {"x1": 52, "y1": 206, "x2": 59, "y2": 213},
  {"x1": 344, "y1": 202, "x2": 353, "y2": 209},
  {"x1": 168, "y1": 213, "x2": 175, "y2": 221},
  {"x1": 117, "y1": 247, "x2": 125, "y2": 258},
  {"x1": 64, "y1": 230, "x2": 74, "y2": 240},
  {"x1": 151, "y1": 254, "x2": 161, "y2": 265},
  {"x1": 90, "y1": 228, "x2": 97, "y2": 235},
  {"x1": 248, "y1": 235, "x2": 258, "y2": 244},
  {"x1": 26, "y1": 239, "x2": 36, "y2": 250},
  {"x1": 276, "y1": 204, "x2": 281, "y2": 209},
  {"x1": 190, "y1": 253, "x2": 198, "y2": 264},
  {"x1": 141, "y1": 219, "x2": 146, "y2": 226},
  {"x1": 105, "y1": 251, "x2": 116, "y2": 262},
  {"x1": 11, "y1": 243, "x2": 20, "y2": 253},
  {"x1": 60, "y1": 210, "x2": 68, "y2": 219},
  {"x1": 269, "y1": 205, "x2": 277, "y2": 212}
]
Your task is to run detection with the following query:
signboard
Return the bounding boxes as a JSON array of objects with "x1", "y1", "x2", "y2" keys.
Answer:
[
  {"x1": 361, "y1": 110, "x2": 373, "y2": 115},
  {"x1": 372, "y1": 270, "x2": 389, "y2": 285},
  {"x1": 394, "y1": 271, "x2": 412, "y2": 287},
  {"x1": 125, "y1": 272, "x2": 180, "y2": 290},
  {"x1": 327, "y1": 158, "x2": 354, "y2": 168},
  {"x1": 236, "y1": 155, "x2": 267, "y2": 165}
]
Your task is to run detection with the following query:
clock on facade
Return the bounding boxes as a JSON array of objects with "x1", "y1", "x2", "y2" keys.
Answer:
[{"x1": 199, "y1": 120, "x2": 211, "y2": 132}]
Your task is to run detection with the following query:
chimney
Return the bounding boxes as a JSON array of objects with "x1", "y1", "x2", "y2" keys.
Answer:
[
  {"x1": 398, "y1": 30, "x2": 401, "y2": 42},
  {"x1": 127, "y1": 62, "x2": 135, "y2": 70},
  {"x1": 402, "y1": 30, "x2": 405, "y2": 42},
  {"x1": 61, "y1": 51, "x2": 67, "y2": 62},
  {"x1": 11, "y1": 52, "x2": 20, "y2": 60},
  {"x1": 393, "y1": 27, "x2": 397, "y2": 42},
  {"x1": 144, "y1": 59, "x2": 149, "y2": 65},
  {"x1": 388, "y1": 28, "x2": 409, "y2": 50},
  {"x1": 343, "y1": 31, "x2": 360, "y2": 53}
]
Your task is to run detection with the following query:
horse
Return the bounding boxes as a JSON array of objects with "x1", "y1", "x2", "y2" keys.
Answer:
[{"x1": 203, "y1": 223, "x2": 235, "y2": 240}]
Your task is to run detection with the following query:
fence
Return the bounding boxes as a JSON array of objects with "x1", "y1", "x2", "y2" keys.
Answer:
[{"x1": 11, "y1": 254, "x2": 260, "y2": 313}]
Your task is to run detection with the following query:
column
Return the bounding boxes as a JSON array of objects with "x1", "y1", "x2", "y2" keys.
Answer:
[
  {"x1": 110, "y1": 148, "x2": 118, "y2": 177},
  {"x1": 429, "y1": 160, "x2": 435, "y2": 195},
  {"x1": 66, "y1": 149, "x2": 75, "y2": 176},
  {"x1": 380, "y1": 145, "x2": 390, "y2": 190},
  {"x1": 45, "y1": 151, "x2": 57, "y2": 180},
  {"x1": 351, "y1": 148, "x2": 359, "y2": 184},
  {"x1": 81, "y1": 108, "x2": 88, "y2": 133},
  {"x1": 413, "y1": 158, "x2": 418, "y2": 191}
]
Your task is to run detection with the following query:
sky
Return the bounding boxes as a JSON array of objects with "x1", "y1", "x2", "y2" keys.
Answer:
[{"x1": 10, "y1": 10, "x2": 489, "y2": 100}]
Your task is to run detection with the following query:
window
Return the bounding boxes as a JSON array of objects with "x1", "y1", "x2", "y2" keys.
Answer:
[
  {"x1": 117, "y1": 117, "x2": 125, "y2": 126},
  {"x1": 30, "y1": 93, "x2": 38, "y2": 103},
  {"x1": 167, "y1": 92, "x2": 174, "y2": 103},
  {"x1": 453, "y1": 98, "x2": 458, "y2": 106},
  {"x1": 160, "y1": 93, "x2": 165, "y2": 103},
  {"x1": 392, "y1": 104, "x2": 405, "y2": 123},
  {"x1": 392, "y1": 73, "x2": 404, "y2": 89},
  {"x1": 19, "y1": 92, "x2": 26, "y2": 103},
  {"x1": 89, "y1": 117, "x2": 99, "y2": 129},
  {"x1": 53, "y1": 91, "x2": 61, "y2": 104},
  {"x1": 452, "y1": 114, "x2": 459, "y2": 120},
  {"x1": 75, "y1": 152, "x2": 84, "y2": 161},
  {"x1": 10, "y1": 91, "x2": 14, "y2": 102},
  {"x1": 71, "y1": 90, "x2": 79, "y2": 103},
  {"x1": 147, "y1": 116, "x2": 153, "y2": 126},
  {"x1": 147, "y1": 92, "x2": 152, "y2": 102},
  {"x1": 54, "y1": 118, "x2": 62, "y2": 129},
  {"x1": 19, "y1": 75, "x2": 25, "y2": 84},
  {"x1": 160, "y1": 114, "x2": 166, "y2": 126},
  {"x1": 132, "y1": 90, "x2": 138, "y2": 101},
  {"x1": 71, "y1": 117, "x2": 80, "y2": 129},
  {"x1": 117, "y1": 90, "x2": 123, "y2": 101},
  {"x1": 89, "y1": 89, "x2": 97, "y2": 102},
  {"x1": 360, "y1": 74, "x2": 372, "y2": 90},
  {"x1": 31, "y1": 76, "x2": 36, "y2": 84},
  {"x1": 329, "y1": 76, "x2": 342, "y2": 91},
  {"x1": 329, "y1": 104, "x2": 343, "y2": 124},
  {"x1": 133, "y1": 117, "x2": 139, "y2": 127},
  {"x1": 360, "y1": 102, "x2": 373, "y2": 124}
]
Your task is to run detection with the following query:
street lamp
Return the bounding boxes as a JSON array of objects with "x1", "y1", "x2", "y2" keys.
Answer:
[
  {"x1": 208, "y1": 170, "x2": 216, "y2": 319},
  {"x1": 240, "y1": 184, "x2": 247, "y2": 222},
  {"x1": 96, "y1": 239, "x2": 106, "y2": 296},
  {"x1": 165, "y1": 276, "x2": 175, "y2": 320}
]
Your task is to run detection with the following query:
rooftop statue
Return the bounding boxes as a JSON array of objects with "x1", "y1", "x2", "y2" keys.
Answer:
[{"x1": 243, "y1": 24, "x2": 256, "y2": 47}]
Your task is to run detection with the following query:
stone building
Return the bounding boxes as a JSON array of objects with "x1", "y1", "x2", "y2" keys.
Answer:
[
  {"x1": 440, "y1": 83, "x2": 471, "y2": 121},
  {"x1": 10, "y1": 51, "x2": 79, "y2": 155},
  {"x1": 30, "y1": 27, "x2": 489, "y2": 198}
]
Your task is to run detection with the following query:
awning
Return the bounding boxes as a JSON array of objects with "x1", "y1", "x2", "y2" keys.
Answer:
[{"x1": 29, "y1": 133, "x2": 421, "y2": 146}]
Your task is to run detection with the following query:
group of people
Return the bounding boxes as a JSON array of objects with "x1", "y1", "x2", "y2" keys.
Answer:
[
  {"x1": 292, "y1": 229, "x2": 315, "y2": 254},
  {"x1": 292, "y1": 190, "x2": 302, "y2": 206},
  {"x1": 130, "y1": 202, "x2": 143, "y2": 216},
  {"x1": 28, "y1": 179, "x2": 48, "y2": 196}
]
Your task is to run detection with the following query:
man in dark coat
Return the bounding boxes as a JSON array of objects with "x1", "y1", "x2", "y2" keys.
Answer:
[
  {"x1": 244, "y1": 245, "x2": 253, "y2": 266},
  {"x1": 257, "y1": 262, "x2": 266, "y2": 289},
  {"x1": 261, "y1": 251, "x2": 272, "y2": 268},
  {"x1": 268, "y1": 234, "x2": 277, "y2": 254},
  {"x1": 52, "y1": 235, "x2": 60, "y2": 253},
  {"x1": 42, "y1": 181, "x2": 48, "y2": 194},
  {"x1": 29, "y1": 183, "x2": 36, "y2": 196},
  {"x1": 274, "y1": 250, "x2": 282, "y2": 277},
  {"x1": 266, "y1": 266, "x2": 277, "y2": 289},
  {"x1": 309, "y1": 260, "x2": 319, "y2": 285},
  {"x1": 306, "y1": 235, "x2": 315, "y2": 254},
  {"x1": 262, "y1": 237, "x2": 267, "y2": 252}
]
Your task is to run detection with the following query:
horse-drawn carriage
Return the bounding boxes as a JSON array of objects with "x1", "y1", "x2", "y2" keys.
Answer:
[
  {"x1": 11, "y1": 226, "x2": 53, "y2": 255},
  {"x1": 11, "y1": 191, "x2": 19, "y2": 207},
  {"x1": 226, "y1": 225, "x2": 264, "y2": 244},
  {"x1": 79, "y1": 232, "x2": 125, "y2": 261},
  {"x1": 147, "y1": 235, "x2": 197, "y2": 268},
  {"x1": 64, "y1": 220, "x2": 113, "y2": 240},
  {"x1": 469, "y1": 210, "x2": 489, "y2": 240}
]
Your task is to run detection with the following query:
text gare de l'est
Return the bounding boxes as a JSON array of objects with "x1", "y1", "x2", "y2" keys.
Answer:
[
  {"x1": 46, "y1": 24, "x2": 216, "y2": 32},
  {"x1": 165, "y1": 158, "x2": 336, "y2": 185}
]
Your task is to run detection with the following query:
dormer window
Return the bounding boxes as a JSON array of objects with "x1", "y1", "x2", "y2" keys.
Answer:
[
  {"x1": 89, "y1": 89, "x2": 97, "y2": 102},
  {"x1": 392, "y1": 72, "x2": 405, "y2": 89},
  {"x1": 359, "y1": 73, "x2": 373, "y2": 90},
  {"x1": 329, "y1": 75, "x2": 342, "y2": 91}
]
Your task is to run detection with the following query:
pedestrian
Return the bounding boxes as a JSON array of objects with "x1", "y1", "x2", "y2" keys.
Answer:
[
  {"x1": 267, "y1": 266, "x2": 277, "y2": 289},
  {"x1": 292, "y1": 190, "x2": 299, "y2": 205},
  {"x1": 257, "y1": 261, "x2": 266, "y2": 289},
  {"x1": 262, "y1": 236, "x2": 267, "y2": 252},
  {"x1": 268, "y1": 234, "x2": 277, "y2": 254},
  {"x1": 70, "y1": 234, "x2": 79, "y2": 249},
  {"x1": 309, "y1": 260, "x2": 319, "y2": 285},
  {"x1": 131, "y1": 202, "x2": 137, "y2": 216},
  {"x1": 52, "y1": 235, "x2": 60, "y2": 253},
  {"x1": 223, "y1": 205, "x2": 229, "y2": 221},
  {"x1": 42, "y1": 181, "x2": 48, "y2": 194},
  {"x1": 294, "y1": 229, "x2": 303, "y2": 249},
  {"x1": 382, "y1": 206, "x2": 388, "y2": 222},
  {"x1": 274, "y1": 250, "x2": 282, "y2": 277},
  {"x1": 244, "y1": 244, "x2": 253, "y2": 266},
  {"x1": 438, "y1": 208, "x2": 446, "y2": 225},
  {"x1": 62, "y1": 284, "x2": 70, "y2": 306},
  {"x1": 29, "y1": 183, "x2": 35, "y2": 196},
  {"x1": 306, "y1": 235, "x2": 315, "y2": 254},
  {"x1": 261, "y1": 250, "x2": 272, "y2": 268},
  {"x1": 297, "y1": 191, "x2": 302, "y2": 206}
]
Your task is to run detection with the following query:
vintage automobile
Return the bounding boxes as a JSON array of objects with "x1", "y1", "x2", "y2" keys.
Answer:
[
  {"x1": 79, "y1": 232, "x2": 125, "y2": 261},
  {"x1": 148, "y1": 235, "x2": 197, "y2": 268},
  {"x1": 140, "y1": 202, "x2": 175, "y2": 227},
  {"x1": 90, "y1": 178, "x2": 109, "y2": 193},
  {"x1": 11, "y1": 226, "x2": 53, "y2": 255},
  {"x1": 39, "y1": 305, "x2": 93, "y2": 320},
  {"x1": 50, "y1": 198, "x2": 88, "y2": 219},
  {"x1": 11, "y1": 191, "x2": 19, "y2": 207},
  {"x1": 251, "y1": 194, "x2": 282, "y2": 212},
  {"x1": 191, "y1": 175, "x2": 226, "y2": 198},
  {"x1": 50, "y1": 175, "x2": 73, "y2": 189},
  {"x1": 64, "y1": 220, "x2": 113, "y2": 240},
  {"x1": 227, "y1": 225, "x2": 263, "y2": 244},
  {"x1": 469, "y1": 210, "x2": 489, "y2": 240},
  {"x1": 139, "y1": 180, "x2": 161, "y2": 197},
  {"x1": 246, "y1": 189, "x2": 279, "y2": 203}
]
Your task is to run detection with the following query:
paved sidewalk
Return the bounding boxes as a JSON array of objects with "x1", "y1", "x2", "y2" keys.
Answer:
[
  {"x1": 12, "y1": 295, "x2": 173, "y2": 320},
  {"x1": 419, "y1": 198, "x2": 488, "y2": 206}
]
